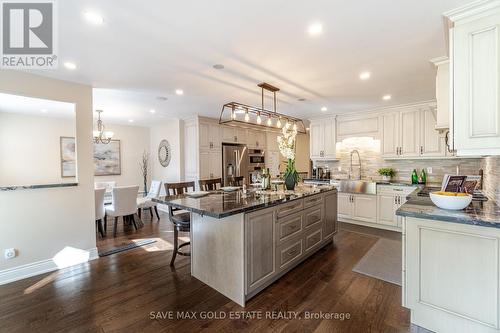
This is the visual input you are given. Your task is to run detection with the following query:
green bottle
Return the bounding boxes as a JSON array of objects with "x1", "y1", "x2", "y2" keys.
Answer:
[
  {"x1": 420, "y1": 169, "x2": 427, "y2": 184},
  {"x1": 411, "y1": 169, "x2": 418, "y2": 184}
]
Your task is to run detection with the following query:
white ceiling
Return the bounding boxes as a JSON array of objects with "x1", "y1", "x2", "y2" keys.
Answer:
[
  {"x1": 26, "y1": 0, "x2": 471, "y2": 126},
  {"x1": 0, "y1": 93, "x2": 75, "y2": 118}
]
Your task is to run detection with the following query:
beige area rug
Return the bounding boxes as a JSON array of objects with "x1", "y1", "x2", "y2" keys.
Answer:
[{"x1": 352, "y1": 238, "x2": 402, "y2": 286}]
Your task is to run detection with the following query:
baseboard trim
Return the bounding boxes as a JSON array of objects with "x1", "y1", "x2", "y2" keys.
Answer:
[{"x1": 0, "y1": 247, "x2": 99, "y2": 286}]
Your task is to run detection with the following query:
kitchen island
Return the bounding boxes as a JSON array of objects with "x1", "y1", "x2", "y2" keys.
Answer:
[
  {"x1": 397, "y1": 188, "x2": 500, "y2": 333},
  {"x1": 154, "y1": 185, "x2": 338, "y2": 306}
]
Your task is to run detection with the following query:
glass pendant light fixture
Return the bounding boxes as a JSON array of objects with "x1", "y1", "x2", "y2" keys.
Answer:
[
  {"x1": 218, "y1": 82, "x2": 306, "y2": 133},
  {"x1": 93, "y1": 110, "x2": 114, "y2": 144}
]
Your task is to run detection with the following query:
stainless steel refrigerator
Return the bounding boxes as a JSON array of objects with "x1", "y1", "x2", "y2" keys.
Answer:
[{"x1": 222, "y1": 143, "x2": 248, "y2": 186}]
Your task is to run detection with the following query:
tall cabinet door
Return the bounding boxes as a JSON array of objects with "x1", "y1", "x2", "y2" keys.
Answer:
[
  {"x1": 245, "y1": 207, "x2": 276, "y2": 293},
  {"x1": 337, "y1": 193, "x2": 353, "y2": 219},
  {"x1": 377, "y1": 194, "x2": 397, "y2": 226},
  {"x1": 209, "y1": 151, "x2": 222, "y2": 178},
  {"x1": 199, "y1": 122, "x2": 211, "y2": 150},
  {"x1": 323, "y1": 192, "x2": 338, "y2": 238},
  {"x1": 399, "y1": 110, "x2": 421, "y2": 157},
  {"x1": 209, "y1": 124, "x2": 221, "y2": 150},
  {"x1": 323, "y1": 119, "x2": 336, "y2": 159},
  {"x1": 420, "y1": 108, "x2": 445, "y2": 157},
  {"x1": 381, "y1": 112, "x2": 400, "y2": 158},
  {"x1": 453, "y1": 12, "x2": 500, "y2": 156},
  {"x1": 309, "y1": 122, "x2": 324, "y2": 159}
]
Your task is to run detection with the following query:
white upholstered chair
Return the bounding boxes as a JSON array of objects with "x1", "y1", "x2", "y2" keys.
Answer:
[
  {"x1": 105, "y1": 185, "x2": 140, "y2": 237},
  {"x1": 95, "y1": 181, "x2": 116, "y2": 192},
  {"x1": 94, "y1": 188, "x2": 106, "y2": 237},
  {"x1": 137, "y1": 180, "x2": 162, "y2": 220}
]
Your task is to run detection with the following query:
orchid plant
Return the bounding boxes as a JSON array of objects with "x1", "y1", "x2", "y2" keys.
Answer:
[{"x1": 277, "y1": 123, "x2": 300, "y2": 188}]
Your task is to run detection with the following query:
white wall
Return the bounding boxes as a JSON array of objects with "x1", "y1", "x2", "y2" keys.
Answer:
[
  {"x1": 150, "y1": 119, "x2": 183, "y2": 184},
  {"x1": 93, "y1": 124, "x2": 150, "y2": 189},
  {"x1": 0, "y1": 113, "x2": 76, "y2": 186},
  {"x1": 0, "y1": 71, "x2": 95, "y2": 283}
]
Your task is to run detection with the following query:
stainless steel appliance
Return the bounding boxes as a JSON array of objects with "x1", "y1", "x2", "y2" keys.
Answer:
[
  {"x1": 248, "y1": 149, "x2": 265, "y2": 165},
  {"x1": 222, "y1": 143, "x2": 249, "y2": 186}
]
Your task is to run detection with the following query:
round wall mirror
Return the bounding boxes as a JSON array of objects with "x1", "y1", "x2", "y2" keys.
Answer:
[{"x1": 158, "y1": 139, "x2": 171, "y2": 167}]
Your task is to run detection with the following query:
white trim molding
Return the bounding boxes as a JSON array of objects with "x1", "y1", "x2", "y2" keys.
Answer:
[{"x1": 0, "y1": 247, "x2": 99, "y2": 286}]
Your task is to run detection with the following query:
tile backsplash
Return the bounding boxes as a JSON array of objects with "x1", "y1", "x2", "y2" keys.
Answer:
[
  {"x1": 481, "y1": 156, "x2": 500, "y2": 204},
  {"x1": 314, "y1": 138, "x2": 482, "y2": 185}
]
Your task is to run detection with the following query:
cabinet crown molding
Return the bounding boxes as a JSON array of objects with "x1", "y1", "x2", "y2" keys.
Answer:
[
  {"x1": 430, "y1": 56, "x2": 450, "y2": 66},
  {"x1": 445, "y1": 0, "x2": 500, "y2": 22}
]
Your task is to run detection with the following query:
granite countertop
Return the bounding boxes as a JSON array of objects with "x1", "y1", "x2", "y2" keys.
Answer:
[
  {"x1": 153, "y1": 185, "x2": 337, "y2": 219},
  {"x1": 396, "y1": 187, "x2": 500, "y2": 228}
]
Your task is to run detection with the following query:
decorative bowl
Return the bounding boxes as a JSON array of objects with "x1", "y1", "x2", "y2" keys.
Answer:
[{"x1": 429, "y1": 191, "x2": 472, "y2": 210}]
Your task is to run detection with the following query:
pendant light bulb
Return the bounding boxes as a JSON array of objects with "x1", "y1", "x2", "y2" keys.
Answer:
[
  {"x1": 256, "y1": 112, "x2": 262, "y2": 124},
  {"x1": 276, "y1": 118, "x2": 282, "y2": 128},
  {"x1": 293, "y1": 123, "x2": 297, "y2": 131},
  {"x1": 231, "y1": 107, "x2": 236, "y2": 120},
  {"x1": 244, "y1": 109, "x2": 250, "y2": 122},
  {"x1": 267, "y1": 116, "x2": 272, "y2": 126}
]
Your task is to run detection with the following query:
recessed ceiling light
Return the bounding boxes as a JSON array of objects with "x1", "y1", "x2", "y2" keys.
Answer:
[
  {"x1": 175, "y1": 89, "x2": 184, "y2": 95},
  {"x1": 83, "y1": 11, "x2": 104, "y2": 25},
  {"x1": 149, "y1": 109, "x2": 156, "y2": 114},
  {"x1": 40, "y1": 109, "x2": 47, "y2": 113},
  {"x1": 321, "y1": 106, "x2": 328, "y2": 112},
  {"x1": 382, "y1": 94, "x2": 392, "y2": 101},
  {"x1": 156, "y1": 96, "x2": 168, "y2": 101},
  {"x1": 298, "y1": 98, "x2": 306, "y2": 102},
  {"x1": 359, "y1": 71, "x2": 371, "y2": 80},
  {"x1": 213, "y1": 64, "x2": 224, "y2": 70},
  {"x1": 64, "y1": 62, "x2": 77, "y2": 70},
  {"x1": 308, "y1": 22, "x2": 323, "y2": 36},
  {"x1": 128, "y1": 119, "x2": 134, "y2": 123}
]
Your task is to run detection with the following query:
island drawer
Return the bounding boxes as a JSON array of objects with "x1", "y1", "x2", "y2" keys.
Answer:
[
  {"x1": 304, "y1": 193, "x2": 324, "y2": 208},
  {"x1": 305, "y1": 224, "x2": 323, "y2": 252},
  {"x1": 277, "y1": 236, "x2": 303, "y2": 270},
  {"x1": 277, "y1": 199, "x2": 304, "y2": 218},
  {"x1": 277, "y1": 212, "x2": 303, "y2": 243},
  {"x1": 304, "y1": 204, "x2": 324, "y2": 228}
]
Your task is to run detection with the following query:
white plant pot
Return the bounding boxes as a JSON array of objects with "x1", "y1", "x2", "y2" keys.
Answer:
[{"x1": 381, "y1": 175, "x2": 391, "y2": 182}]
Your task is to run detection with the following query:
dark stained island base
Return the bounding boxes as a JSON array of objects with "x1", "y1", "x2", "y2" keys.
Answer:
[{"x1": 154, "y1": 185, "x2": 338, "y2": 306}]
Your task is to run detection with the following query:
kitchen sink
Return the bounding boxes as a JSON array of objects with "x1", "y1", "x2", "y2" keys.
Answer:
[{"x1": 338, "y1": 180, "x2": 377, "y2": 195}]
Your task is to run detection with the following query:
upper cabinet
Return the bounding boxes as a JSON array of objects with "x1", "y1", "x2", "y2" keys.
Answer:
[
  {"x1": 247, "y1": 129, "x2": 266, "y2": 149},
  {"x1": 199, "y1": 121, "x2": 221, "y2": 151},
  {"x1": 447, "y1": 2, "x2": 500, "y2": 156},
  {"x1": 309, "y1": 118, "x2": 336, "y2": 160},
  {"x1": 222, "y1": 126, "x2": 247, "y2": 144},
  {"x1": 381, "y1": 107, "x2": 444, "y2": 159},
  {"x1": 430, "y1": 57, "x2": 450, "y2": 130}
]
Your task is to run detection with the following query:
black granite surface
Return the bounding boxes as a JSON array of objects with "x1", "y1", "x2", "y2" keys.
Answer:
[
  {"x1": 396, "y1": 187, "x2": 500, "y2": 228},
  {"x1": 153, "y1": 185, "x2": 337, "y2": 219},
  {"x1": 0, "y1": 183, "x2": 78, "y2": 191}
]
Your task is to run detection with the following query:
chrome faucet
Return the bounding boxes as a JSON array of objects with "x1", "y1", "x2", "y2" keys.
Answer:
[{"x1": 349, "y1": 150, "x2": 361, "y2": 180}]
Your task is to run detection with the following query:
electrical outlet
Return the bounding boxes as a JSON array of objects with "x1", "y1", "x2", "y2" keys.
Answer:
[
  {"x1": 427, "y1": 167, "x2": 433, "y2": 174},
  {"x1": 4, "y1": 248, "x2": 16, "y2": 259}
]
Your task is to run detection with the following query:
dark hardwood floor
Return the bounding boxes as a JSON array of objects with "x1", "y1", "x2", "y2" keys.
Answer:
[{"x1": 0, "y1": 212, "x2": 417, "y2": 333}]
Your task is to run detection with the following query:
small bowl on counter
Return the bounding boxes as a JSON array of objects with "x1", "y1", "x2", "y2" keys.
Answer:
[{"x1": 429, "y1": 191, "x2": 473, "y2": 210}]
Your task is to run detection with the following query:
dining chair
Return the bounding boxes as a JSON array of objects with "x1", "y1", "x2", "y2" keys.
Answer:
[
  {"x1": 94, "y1": 188, "x2": 106, "y2": 238},
  {"x1": 198, "y1": 178, "x2": 222, "y2": 191},
  {"x1": 228, "y1": 176, "x2": 244, "y2": 186},
  {"x1": 105, "y1": 185, "x2": 140, "y2": 237},
  {"x1": 137, "y1": 180, "x2": 162, "y2": 220},
  {"x1": 164, "y1": 181, "x2": 195, "y2": 266}
]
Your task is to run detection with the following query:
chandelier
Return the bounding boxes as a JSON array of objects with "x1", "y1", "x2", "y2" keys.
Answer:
[
  {"x1": 93, "y1": 110, "x2": 114, "y2": 144},
  {"x1": 218, "y1": 82, "x2": 306, "y2": 133}
]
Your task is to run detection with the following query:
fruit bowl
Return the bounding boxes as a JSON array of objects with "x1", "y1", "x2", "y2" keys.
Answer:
[{"x1": 429, "y1": 191, "x2": 472, "y2": 210}]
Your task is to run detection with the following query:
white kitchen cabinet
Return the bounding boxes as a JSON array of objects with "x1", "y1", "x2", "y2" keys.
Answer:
[
  {"x1": 247, "y1": 130, "x2": 266, "y2": 149},
  {"x1": 381, "y1": 112, "x2": 400, "y2": 158},
  {"x1": 400, "y1": 109, "x2": 421, "y2": 158},
  {"x1": 222, "y1": 126, "x2": 246, "y2": 144},
  {"x1": 199, "y1": 121, "x2": 221, "y2": 151},
  {"x1": 377, "y1": 194, "x2": 398, "y2": 226},
  {"x1": 382, "y1": 108, "x2": 445, "y2": 159},
  {"x1": 420, "y1": 108, "x2": 445, "y2": 157},
  {"x1": 430, "y1": 57, "x2": 450, "y2": 130},
  {"x1": 337, "y1": 193, "x2": 353, "y2": 219},
  {"x1": 448, "y1": 3, "x2": 500, "y2": 156},
  {"x1": 309, "y1": 118, "x2": 336, "y2": 160},
  {"x1": 338, "y1": 193, "x2": 376, "y2": 223},
  {"x1": 352, "y1": 194, "x2": 377, "y2": 223},
  {"x1": 199, "y1": 150, "x2": 222, "y2": 180}
]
